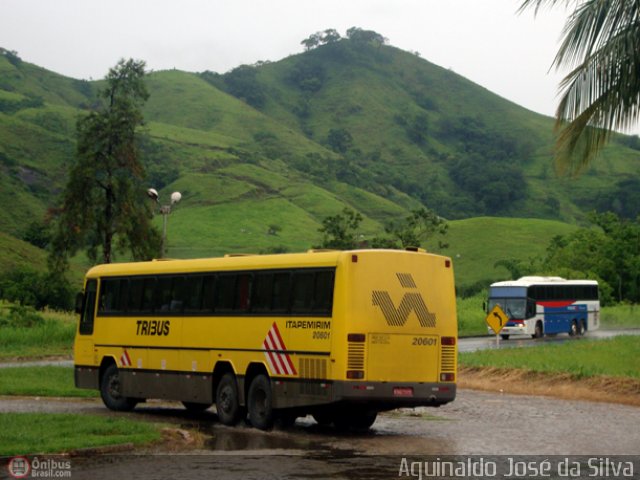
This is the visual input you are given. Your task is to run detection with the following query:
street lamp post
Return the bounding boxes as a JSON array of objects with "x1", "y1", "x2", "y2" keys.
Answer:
[{"x1": 147, "y1": 188, "x2": 182, "y2": 258}]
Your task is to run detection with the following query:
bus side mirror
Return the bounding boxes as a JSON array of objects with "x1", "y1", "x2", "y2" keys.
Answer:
[{"x1": 75, "y1": 292, "x2": 84, "y2": 314}]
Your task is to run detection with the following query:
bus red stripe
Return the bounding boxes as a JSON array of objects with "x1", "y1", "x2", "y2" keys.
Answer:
[
  {"x1": 270, "y1": 323, "x2": 297, "y2": 375},
  {"x1": 263, "y1": 339, "x2": 282, "y2": 375},
  {"x1": 266, "y1": 331, "x2": 288, "y2": 374},
  {"x1": 538, "y1": 300, "x2": 575, "y2": 308},
  {"x1": 271, "y1": 323, "x2": 286, "y2": 349}
]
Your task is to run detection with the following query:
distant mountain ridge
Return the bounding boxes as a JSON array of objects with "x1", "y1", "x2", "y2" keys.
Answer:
[{"x1": 1, "y1": 36, "x2": 640, "y2": 287}]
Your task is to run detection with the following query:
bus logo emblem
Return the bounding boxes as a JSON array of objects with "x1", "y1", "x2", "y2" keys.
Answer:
[{"x1": 372, "y1": 273, "x2": 436, "y2": 328}]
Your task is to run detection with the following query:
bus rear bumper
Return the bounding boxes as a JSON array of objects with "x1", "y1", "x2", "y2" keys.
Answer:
[{"x1": 332, "y1": 380, "x2": 456, "y2": 408}]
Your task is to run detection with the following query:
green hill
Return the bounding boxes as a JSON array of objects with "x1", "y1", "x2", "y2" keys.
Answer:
[
  {"x1": 1, "y1": 35, "x2": 640, "y2": 292},
  {"x1": 433, "y1": 217, "x2": 580, "y2": 288},
  {"x1": 211, "y1": 39, "x2": 640, "y2": 222}
]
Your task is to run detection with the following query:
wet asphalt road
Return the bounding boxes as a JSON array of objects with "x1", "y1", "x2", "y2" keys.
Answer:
[
  {"x1": 1, "y1": 388, "x2": 639, "y2": 479},
  {"x1": 457, "y1": 327, "x2": 640, "y2": 352}
]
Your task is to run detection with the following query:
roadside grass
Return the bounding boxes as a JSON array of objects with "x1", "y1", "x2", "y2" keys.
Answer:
[
  {"x1": 459, "y1": 335, "x2": 640, "y2": 379},
  {"x1": 0, "y1": 303, "x2": 76, "y2": 359},
  {"x1": 457, "y1": 293, "x2": 487, "y2": 337},
  {"x1": 0, "y1": 366, "x2": 96, "y2": 397},
  {"x1": 600, "y1": 304, "x2": 640, "y2": 329},
  {"x1": 0, "y1": 413, "x2": 162, "y2": 456}
]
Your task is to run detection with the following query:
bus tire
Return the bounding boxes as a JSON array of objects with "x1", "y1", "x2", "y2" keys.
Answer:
[
  {"x1": 247, "y1": 374, "x2": 274, "y2": 430},
  {"x1": 569, "y1": 320, "x2": 578, "y2": 336},
  {"x1": 215, "y1": 373, "x2": 242, "y2": 426},
  {"x1": 100, "y1": 363, "x2": 137, "y2": 412},
  {"x1": 312, "y1": 412, "x2": 333, "y2": 427},
  {"x1": 578, "y1": 320, "x2": 586, "y2": 336},
  {"x1": 334, "y1": 407, "x2": 377, "y2": 431},
  {"x1": 532, "y1": 321, "x2": 543, "y2": 339},
  {"x1": 182, "y1": 401, "x2": 211, "y2": 413},
  {"x1": 500, "y1": 334, "x2": 510, "y2": 340},
  {"x1": 275, "y1": 411, "x2": 298, "y2": 429}
]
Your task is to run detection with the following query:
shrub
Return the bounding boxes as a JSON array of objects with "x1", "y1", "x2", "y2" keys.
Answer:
[
  {"x1": 0, "y1": 304, "x2": 45, "y2": 328},
  {"x1": 0, "y1": 268, "x2": 73, "y2": 311}
]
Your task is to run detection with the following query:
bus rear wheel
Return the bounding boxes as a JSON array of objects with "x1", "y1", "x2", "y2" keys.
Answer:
[
  {"x1": 100, "y1": 363, "x2": 138, "y2": 412},
  {"x1": 312, "y1": 411, "x2": 333, "y2": 427},
  {"x1": 333, "y1": 407, "x2": 378, "y2": 431},
  {"x1": 215, "y1": 373, "x2": 242, "y2": 426},
  {"x1": 578, "y1": 320, "x2": 586, "y2": 336},
  {"x1": 247, "y1": 374, "x2": 274, "y2": 430}
]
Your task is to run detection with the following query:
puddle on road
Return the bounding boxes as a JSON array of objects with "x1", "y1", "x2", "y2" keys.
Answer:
[{"x1": 128, "y1": 402, "x2": 460, "y2": 457}]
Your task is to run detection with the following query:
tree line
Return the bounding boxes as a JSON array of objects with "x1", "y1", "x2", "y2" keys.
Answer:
[{"x1": 495, "y1": 212, "x2": 640, "y2": 305}]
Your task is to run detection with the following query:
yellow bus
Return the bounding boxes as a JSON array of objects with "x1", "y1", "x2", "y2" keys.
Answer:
[{"x1": 74, "y1": 248, "x2": 457, "y2": 430}]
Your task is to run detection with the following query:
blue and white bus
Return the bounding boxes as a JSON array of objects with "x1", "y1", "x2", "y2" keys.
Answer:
[{"x1": 487, "y1": 276, "x2": 600, "y2": 339}]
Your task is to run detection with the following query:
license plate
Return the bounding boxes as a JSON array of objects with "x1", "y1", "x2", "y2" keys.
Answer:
[{"x1": 393, "y1": 387, "x2": 414, "y2": 397}]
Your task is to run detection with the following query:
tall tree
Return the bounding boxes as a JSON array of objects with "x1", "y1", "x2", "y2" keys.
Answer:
[
  {"x1": 519, "y1": 0, "x2": 640, "y2": 174},
  {"x1": 372, "y1": 208, "x2": 448, "y2": 249},
  {"x1": 50, "y1": 59, "x2": 160, "y2": 270},
  {"x1": 317, "y1": 208, "x2": 363, "y2": 250}
]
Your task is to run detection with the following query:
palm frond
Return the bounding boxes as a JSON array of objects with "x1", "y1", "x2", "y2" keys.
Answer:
[{"x1": 519, "y1": 0, "x2": 640, "y2": 174}]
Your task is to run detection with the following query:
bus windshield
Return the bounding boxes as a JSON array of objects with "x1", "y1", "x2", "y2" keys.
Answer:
[{"x1": 488, "y1": 297, "x2": 527, "y2": 319}]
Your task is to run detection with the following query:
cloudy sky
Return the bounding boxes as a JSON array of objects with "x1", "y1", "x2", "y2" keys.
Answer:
[{"x1": 1, "y1": 0, "x2": 570, "y2": 118}]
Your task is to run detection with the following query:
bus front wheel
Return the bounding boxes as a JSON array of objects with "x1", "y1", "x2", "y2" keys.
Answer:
[
  {"x1": 247, "y1": 374, "x2": 274, "y2": 430},
  {"x1": 216, "y1": 373, "x2": 243, "y2": 426},
  {"x1": 532, "y1": 322, "x2": 543, "y2": 339},
  {"x1": 569, "y1": 320, "x2": 578, "y2": 336},
  {"x1": 100, "y1": 363, "x2": 137, "y2": 412}
]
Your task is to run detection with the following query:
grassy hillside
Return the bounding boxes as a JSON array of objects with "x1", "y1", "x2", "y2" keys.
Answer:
[
  {"x1": 0, "y1": 231, "x2": 47, "y2": 272},
  {"x1": 432, "y1": 217, "x2": 580, "y2": 288},
  {"x1": 1, "y1": 37, "x2": 640, "y2": 295},
  {"x1": 213, "y1": 39, "x2": 640, "y2": 222}
]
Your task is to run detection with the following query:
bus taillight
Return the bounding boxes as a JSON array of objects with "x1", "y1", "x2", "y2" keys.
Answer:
[
  {"x1": 441, "y1": 336, "x2": 456, "y2": 346},
  {"x1": 347, "y1": 333, "x2": 366, "y2": 342},
  {"x1": 440, "y1": 373, "x2": 455, "y2": 382}
]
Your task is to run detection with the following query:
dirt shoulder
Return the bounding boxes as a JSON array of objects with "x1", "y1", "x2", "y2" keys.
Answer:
[{"x1": 459, "y1": 365, "x2": 640, "y2": 407}]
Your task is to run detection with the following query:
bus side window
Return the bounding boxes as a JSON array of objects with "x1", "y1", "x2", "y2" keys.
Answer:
[
  {"x1": 235, "y1": 274, "x2": 251, "y2": 312},
  {"x1": 127, "y1": 278, "x2": 145, "y2": 313},
  {"x1": 98, "y1": 278, "x2": 120, "y2": 314},
  {"x1": 313, "y1": 270, "x2": 334, "y2": 314},
  {"x1": 155, "y1": 276, "x2": 174, "y2": 312},
  {"x1": 272, "y1": 272, "x2": 291, "y2": 313},
  {"x1": 170, "y1": 276, "x2": 185, "y2": 313},
  {"x1": 184, "y1": 276, "x2": 205, "y2": 313},
  {"x1": 215, "y1": 274, "x2": 236, "y2": 312},
  {"x1": 201, "y1": 275, "x2": 216, "y2": 312},
  {"x1": 291, "y1": 271, "x2": 314, "y2": 313},
  {"x1": 251, "y1": 273, "x2": 273, "y2": 313},
  {"x1": 79, "y1": 279, "x2": 97, "y2": 335},
  {"x1": 141, "y1": 278, "x2": 156, "y2": 313}
]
